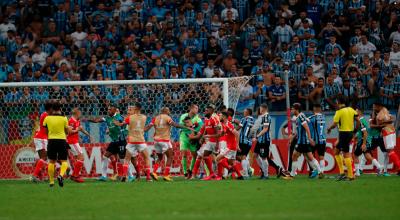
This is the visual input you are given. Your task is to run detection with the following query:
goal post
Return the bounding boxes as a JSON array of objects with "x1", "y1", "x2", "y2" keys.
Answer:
[{"x1": 0, "y1": 76, "x2": 251, "y2": 179}]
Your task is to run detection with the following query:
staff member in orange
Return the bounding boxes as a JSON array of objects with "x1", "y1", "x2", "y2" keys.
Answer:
[{"x1": 43, "y1": 100, "x2": 71, "y2": 187}]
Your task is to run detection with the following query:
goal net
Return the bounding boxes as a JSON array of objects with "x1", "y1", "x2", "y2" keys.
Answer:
[{"x1": 0, "y1": 77, "x2": 251, "y2": 179}]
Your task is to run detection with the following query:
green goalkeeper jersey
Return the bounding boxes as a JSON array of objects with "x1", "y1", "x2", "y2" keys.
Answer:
[
  {"x1": 102, "y1": 113, "x2": 127, "y2": 142},
  {"x1": 179, "y1": 113, "x2": 203, "y2": 144}
]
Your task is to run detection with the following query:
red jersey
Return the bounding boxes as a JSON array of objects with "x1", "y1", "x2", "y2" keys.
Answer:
[
  {"x1": 34, "y1": 112, "x2": 48, "y2": 139},
  {"x1": 222, "y1": 121, "x2": 237, "y2": 150},
  {"x1": 67, "y1": 117, "x2": 80, "y2": 144},
  {"x1": 199, "y1": 116, "x2": 220, "y2": 142}
]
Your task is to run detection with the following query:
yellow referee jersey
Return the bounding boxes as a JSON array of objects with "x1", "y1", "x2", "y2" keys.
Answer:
[
  {"x1": 333, "y1": 107, "x2": 358, "y2": 132},
  {"x1": 43, "y1": 115, "x2": 68, "y2": 139}
]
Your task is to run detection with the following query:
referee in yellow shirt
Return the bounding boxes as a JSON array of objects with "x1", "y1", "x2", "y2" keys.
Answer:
[
  {"x1": 43, "y1": 101, "x2": 71, "y2": 187},
  {"x1": 327, "y1": 97, "x2": 359, "y2": 181}
]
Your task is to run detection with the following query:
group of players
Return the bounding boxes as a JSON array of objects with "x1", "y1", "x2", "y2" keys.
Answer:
[{"x1": 30, "y1": 96, "x2": 399, "y2": 187}]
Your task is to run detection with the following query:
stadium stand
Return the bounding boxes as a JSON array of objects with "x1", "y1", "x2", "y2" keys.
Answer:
[{"x1": 0, "y1": 0, "x2": 399, "y2": 112}]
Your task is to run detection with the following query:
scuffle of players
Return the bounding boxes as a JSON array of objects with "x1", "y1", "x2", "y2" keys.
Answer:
[{"x1": 30, "y1": 97, "x2": 399, "y2": 187}]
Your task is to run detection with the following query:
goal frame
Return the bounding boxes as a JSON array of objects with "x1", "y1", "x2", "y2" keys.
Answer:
[{"x1": 0, "y1": 78, "x2": 230, "y2": 108}]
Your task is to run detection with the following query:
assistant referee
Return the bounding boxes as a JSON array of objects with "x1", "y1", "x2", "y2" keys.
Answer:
[
  {"x1": 43, "y1": 101, "x2": 71, "y2": 187},
  {"x1": 327, "y1": 97, "x2": 359, "y2": 181}
]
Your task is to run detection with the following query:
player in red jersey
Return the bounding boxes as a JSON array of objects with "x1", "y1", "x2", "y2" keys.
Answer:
[
  {"x1": 67, "y1": 108, "x2": 92, "y2": 183},
  {"x1": 216, "y1": 112, "x2": 244, "y2": 180},
  {"x1": 31, "y1": 101, "x2": 53, "y2": 182},
  {"x1": 189, "y1": 104, "x2": 221, "y2": 180}
]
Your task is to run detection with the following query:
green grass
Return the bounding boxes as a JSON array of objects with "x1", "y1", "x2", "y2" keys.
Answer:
[{"x1": 0, "y1": 175, "x2": 399, "y2": 220}]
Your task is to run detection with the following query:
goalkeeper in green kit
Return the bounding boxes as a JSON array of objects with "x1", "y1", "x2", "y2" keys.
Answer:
[{"x1": 179, "y1": 104, "x2": 203, "y2": 178}]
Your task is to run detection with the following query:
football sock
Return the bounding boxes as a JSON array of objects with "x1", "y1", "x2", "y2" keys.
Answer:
[
  {"x1": 360, "y1": 155, "x2": 366, "y2": 171},
  {"x1": 204, "y1": 156, "x2": 214, "y2": 176},
  {"x1": 33, "y1": 159, "x2": 46, "y2": 177},
  {"x1": 233, "y1": 161, "x2": 243, "y2": 177},
  {"x1": 335, "y1": 155, "x2": 344, "y2": 174},
  {"x1": 344, "y1": 157, "x2": 353, "y2": 178},
  {"x1": 241, "y1": 159, "x2": 249, "y2": 176},
  {"x1": 72, "y1": 160, "x2": 83, "y2": 177},
  {"x1": 48, "y1": 162, "x2": 55, "y2": 184},
  {"x1": 182, "y1": 155, "x2": 187, "y2": 174},
  {"x1": 389, "y1": 151, "x2": 400, "y2": 170},
  {"x1": 134, "y1": 163, "x2": 141, "y2": 176},
  {"x1": 192, "y1": 158, "x2": 201, "y2": 176},
  {"x1": 267, "y1": 157, "x2": 279, "y2": 173},
  {"x1": 290, "y1": 161, "x2": 298, "y2": 176},
  {"x1": 189, "y1": 157, "x2": 196, "y2": 171},
  {"x1": 319, "y1": 160, "x2": 325, "y2": 173},
  {"x1": 218, "y1": 158, "x2": 230, "y2": 177},
  {"x1": 153, "y1": 162, "x2": 160, "y2": 173},
  {"x1": 372, "y1": 159, "x2": 382, "y2": 170},
  {"x1": 60, "y1": 161, "x2": 68, "y2": 177},
  {"x1": 122, "y1": 163, "x2": 129, "y2": 177},
  {"x1": 101, "y1": 157, "x2": 110, "y2": 177},
  {"x1": 256, "y1": 156, "x2": 268, "y2": 176},
  {"x1": 164, "y1": 166, "x2": 170, "y2": 176},
  {"x1": 311, "y1": 158, "x2": 321, "y2": 173},
  {"x1": 117, "y1": 162, "x2": 123, "y2": 177},
  {"x1": 145, "y1": 166, "x2": 151, "y2": 179},
  {"x1": 128, "y1": 164, "x2": 134, "y2": 177},
  {"x1": 383, "y1": 152, "x2": 389, "y2": 172}
]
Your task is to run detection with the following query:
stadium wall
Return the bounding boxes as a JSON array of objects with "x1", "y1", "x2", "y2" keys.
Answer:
[{"x1": 1, "y1": 138, "x2": 399, "y2": 179}]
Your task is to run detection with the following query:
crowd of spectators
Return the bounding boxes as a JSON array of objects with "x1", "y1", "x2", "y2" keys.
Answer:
[{"x1": 0, "y1": 0, "x2": 399, "y2": 113}]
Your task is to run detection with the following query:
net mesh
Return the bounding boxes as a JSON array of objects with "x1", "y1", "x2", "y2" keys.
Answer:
[{"x1": 0, "y1": 77, "x2": 251, "y2": 179}]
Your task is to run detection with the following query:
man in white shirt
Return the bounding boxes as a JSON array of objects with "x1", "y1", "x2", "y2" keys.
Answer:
[
  {"x1": 32, "y1": 46, "x2": 48, "y2": 67},
  {"x1": 70, "y1": 24, "x2": 88, "y2": 49},
  {"x1": 356, "y1": 35, "x2": 376, "y2": 58},
  {"x1": 389, "y1": 24, "x2": 400, "y2": 44},
  {"x1": 221, "y1": 0, "x2": 239, "y2": 21},
  {"x1": 390, "y1": 42, "x2": 400, "y2": 67},
  {"x1": 0, "y1": 17, "x2": 16, "y2": 39},
  {"x1": 293, "y1": 11, "x2": 313, "y2": 30},
  {"x1": 203, "y1": 58, "x2": 215, "y2": 78}
]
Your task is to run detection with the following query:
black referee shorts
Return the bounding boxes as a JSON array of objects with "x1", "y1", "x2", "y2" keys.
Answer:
[
  {"x1": 47, "y1": 139, "x2": 69, "y2": 161},
  {"x1": 337, "y1": 131, "x2": 353, "y2": 153},
  {"x1": 254, "y1": 141, "x2": 270, "y2": 158}
]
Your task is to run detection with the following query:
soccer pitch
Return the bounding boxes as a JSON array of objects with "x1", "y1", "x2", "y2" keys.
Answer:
[{"x1": 0, "y1": 175, "x2": 399, "y2": 220}]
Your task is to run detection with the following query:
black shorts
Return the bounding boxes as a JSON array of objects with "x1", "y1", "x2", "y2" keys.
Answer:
[
  {"x1": 106, "y1": 140, "x2": 127, "y2": 158},
  {"x1": 354, "y1": 140, "x2": 365, "y2": 157},
  {"x1": 314, "y1": 143, "x2": 326, "y2": 157},
  {"x1": 337, "y1": 131, "x2": 353, "y2": 153},
  {"x1": 296, "y1": 144, "x2": 312, "y2": 153},
  {"x1": 366, "y1": 137, "x2": 386, "y2": 153},
  {"x1": 47, "y1": 139, "x2": 68, "y2": 161},
  {"x1": 254, "y1": 142, "x2": 270, "y2": 158},
  {"x1": 237, "y1": 143, "x2": 251, "y2": 156}
]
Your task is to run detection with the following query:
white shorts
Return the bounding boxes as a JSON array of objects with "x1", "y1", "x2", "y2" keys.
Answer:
[
  {"x1": 197, "y1": 142, "x2": 217, "y2": 157},
  {"x1": 154, "y1": 141, "x2": 173, "y2": 154},
  {"x1": 218, "y1": 141, "x2": 236, "y2": 160},
  {"x1": 69, "y1": 143, "x2": 83, "y2": 156},
  {"x1": 126, "y1": 143, "x2": 147, "y2": 157},
  {"x1": 383, "y1": 133, "x2": 396, "y2": 150},
  {"x1": 34, "y1": 138, "x2": 47, "y2": 152}
]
